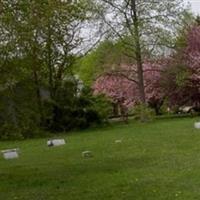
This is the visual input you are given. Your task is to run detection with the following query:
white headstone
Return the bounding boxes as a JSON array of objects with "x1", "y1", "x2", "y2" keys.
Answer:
[
  {"x1": 1, "y1": 149, "x2": 19, "y2": 160},
  {"x1": 194, "y1": 122, "x2": 200, "y2": 129},
  {"x1": 47, "y1": 139, "x2": 66, "y2": 147},
  {"x1": 82, "y1": 151, "x2": 93, "y2": 158}
]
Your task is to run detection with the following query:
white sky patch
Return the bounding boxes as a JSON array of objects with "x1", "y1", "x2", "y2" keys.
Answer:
[
  {"x1": 186, "y1": 0, "x2": 200, "y2": 14},
  {"x1": 78, "y1": 0, "x2": 200, "y2": 55}
]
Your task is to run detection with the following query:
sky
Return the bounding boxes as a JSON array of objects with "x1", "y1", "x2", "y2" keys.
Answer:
[{"x1": 186, "y1": 0, "x2": 200, "y2": 14}]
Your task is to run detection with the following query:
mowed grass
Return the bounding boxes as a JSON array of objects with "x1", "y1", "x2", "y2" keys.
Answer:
[{"x1": 1, "y1": 118, "x2": 200, "y2": 200}]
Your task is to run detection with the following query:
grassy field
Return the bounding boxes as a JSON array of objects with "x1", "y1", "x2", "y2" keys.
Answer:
[{"x1": 1, "y1": 117, "x2": 200, "y2": 200}]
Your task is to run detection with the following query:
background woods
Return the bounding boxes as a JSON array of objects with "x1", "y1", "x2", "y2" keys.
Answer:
[{"x1": 0, "y1": 0, "x2": 200, "y2": 139}]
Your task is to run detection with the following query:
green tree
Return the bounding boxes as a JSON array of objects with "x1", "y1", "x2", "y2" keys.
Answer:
[
  {"x1": 76, "y1": 39, "x2": 133, "y2": 85},
  {"x1": 95, "y1": 0, "x2": 188, "y2": 103},
  {"x1": 0, "y1": 0, "x2": 96, "y2": 137}
]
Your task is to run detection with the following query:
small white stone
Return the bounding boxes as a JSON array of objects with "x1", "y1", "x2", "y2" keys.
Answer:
[
  {"x1": 194, "y1": 122, "x2": 200, "y2": 129},
  {"x1": 47, "y1": 139, "x2": 66, "y2": 147},
  {"x1": 1, "y1": 149, "x2": 19, "y2": 160},
  {"x1": 82, "y1": 151, "x2": 93, "y2": 158},
  {"x1": 115, "y1": 140, "x2": 122, "y2": 143}
]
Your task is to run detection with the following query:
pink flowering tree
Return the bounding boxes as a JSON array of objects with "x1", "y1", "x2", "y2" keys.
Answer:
[
  {"x1": 93, "y1": 73, "x2": 138, "y2": 120},
  {"x1": 163, "y1": 25, "x2": 200, "y2": 109},
  {"x1": 93, "y1": 60, "x2": 167, "y2": 116},
  {"x1": 93, "y1": 25, "x2": 200, "y2": 114},
  {"x1": 143, "y1": 61, "x2": 167, "y2": 114}
]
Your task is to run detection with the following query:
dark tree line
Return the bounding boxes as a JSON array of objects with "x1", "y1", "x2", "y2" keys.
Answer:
[{"x1": 0, "y1": 0, "x2": 111, "y2": 139}]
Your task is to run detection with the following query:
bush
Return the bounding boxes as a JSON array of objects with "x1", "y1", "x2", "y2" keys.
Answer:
[
  {"x1": 0, "y1": 79, "x2": 112, "y2": 139},
  {"x1": 42, "y1": 86, "x2": 112, "y2": 132},
  {"x1": 0, "y1": 111, "x2": 45, "y2": 140},
  {"x1": 88, "y1": 95, "x2": 112, "y2": 122},
  {"x1": 133, "y1": 104, "x2": 155, "y2": 122},
  {"x1": 0, "y1": 123, "x2": 23, "y2": 140}
]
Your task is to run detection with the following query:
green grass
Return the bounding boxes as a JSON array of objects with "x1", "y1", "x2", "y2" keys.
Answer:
[{"x1": 1, "y1": 118, "x2": 200, "y2": 200}]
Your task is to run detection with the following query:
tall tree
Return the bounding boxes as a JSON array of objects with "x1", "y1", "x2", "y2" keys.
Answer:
[
  {"x1": 0, "y1": 0, "x2": 93, "y2": 127},
  {"x1": 95, "y1": 0, "x2": 187, "y2": 103},
  {"x1": 163, "y1": 22, "x2": 200, "y2": 108}
]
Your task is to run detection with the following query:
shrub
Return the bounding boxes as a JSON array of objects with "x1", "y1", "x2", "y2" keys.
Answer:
[
  {"x1": 133, "y1": 104, "x2": 155, "y2": 122},
  {"x1": 42, "y1": 86, "x2": 112, "y2": 132},
  {"x1": 0, "y1": 123, "x2": 23, "y2": 140}
]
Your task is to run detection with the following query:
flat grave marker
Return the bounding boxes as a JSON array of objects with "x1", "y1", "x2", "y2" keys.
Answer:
[
  {"x1": 47, "y1": 139, "x2": 66, "y2": 147},
  {"x1": 115, "y1": 140, "x2": 122, "y2": 143},
  {"x1": 1, "y1": 148, "x2": 19, "y2": 160},
  {"x1": 194, "y1": 122, "x2": 200, "y2": 129},
  {"x1": 82, "y1": 151, "x2": 93, "y2": 158}
]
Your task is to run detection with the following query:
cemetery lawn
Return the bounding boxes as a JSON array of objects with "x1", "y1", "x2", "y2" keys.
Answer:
[{"x1": 1, "y1": 118, "x2": 200, "y2": 200}]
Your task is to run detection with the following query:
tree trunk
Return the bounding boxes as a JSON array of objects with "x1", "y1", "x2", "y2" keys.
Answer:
[
  {"x1": 120, "y1": 103, "x2": 128, "y2": 123},
  {"x1": 32, "y1": 45, "x2": 44, "y2": 125},
  {"x1": 131, "y1": 0, "x2": 146, "y2": 104},
  {"x1": 33, "y1": 68, "x2": 44, "y2": 125},
  {"x1": 113, "y1": 103, "x2": 119, "y2": 117},
  {"x1": 47, "y1": 22, "x2": 54, "y2": 99}
]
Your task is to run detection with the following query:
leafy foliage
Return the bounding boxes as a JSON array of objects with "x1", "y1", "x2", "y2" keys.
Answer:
[
  {"x1": 163, "y1": 23, "x2": 200, "y2": 108},
  {"x1": 0, "y1": 0, "x2": 111, "y2": 139},
  {"x1": 132, "y1": 104, "x2": 155, "y2": 122},
  {"x1": 76, "y1": 39, "x2": 133, "y2": 86}
]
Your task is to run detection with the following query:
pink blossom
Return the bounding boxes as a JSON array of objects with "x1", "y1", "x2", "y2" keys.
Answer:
[{"x1": 93, "y1": 60, "x2": 166, "y2": 110}]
